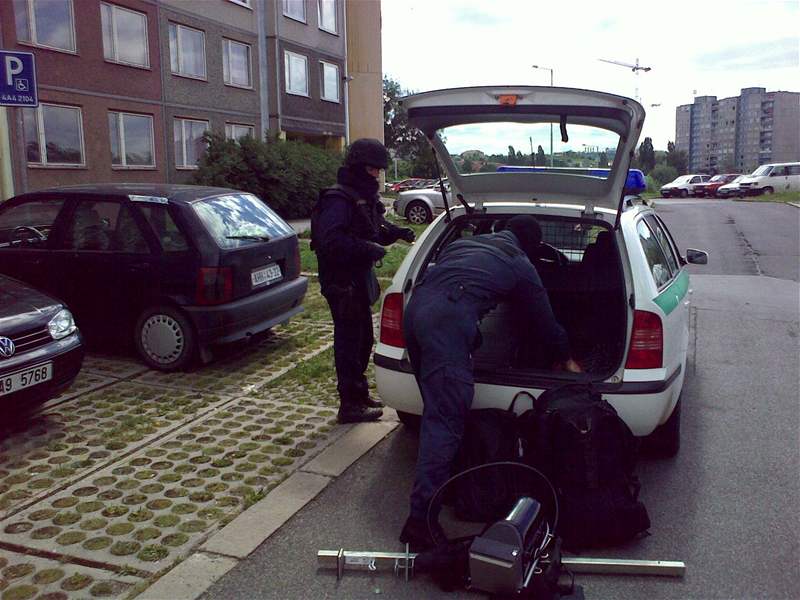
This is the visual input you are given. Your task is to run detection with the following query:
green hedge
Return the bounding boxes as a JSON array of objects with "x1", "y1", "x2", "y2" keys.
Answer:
[{"x1": 192, "y1": 133, "x2": 343, "y2": 219}]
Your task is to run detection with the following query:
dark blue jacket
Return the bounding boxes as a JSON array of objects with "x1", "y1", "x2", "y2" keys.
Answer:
[
  {"x1": 312, "y1": 184, "x2": 404, "y2": 301},
  {"x1": 418, "y1": 230, "x2": 570, "y2": 362}
]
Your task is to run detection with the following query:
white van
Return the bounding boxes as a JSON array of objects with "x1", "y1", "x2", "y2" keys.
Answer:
[{"x1": 737, "y1": 162, "x2": 800, "y2": 196}]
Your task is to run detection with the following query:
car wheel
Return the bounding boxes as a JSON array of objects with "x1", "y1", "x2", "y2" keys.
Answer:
[
  {"x1": 405, "y1": 201, "x2": 432, "y2": 225},
  {"x1": 762, "y1": 187, "x2": 774, "y2": 195},
  {"x1": 680, "y1": 189, "x2": 689, "y2": 198},
  {"x1": 135, "y1": 306, "x2": 196, "y2": 371},
  {"x1": 397, "y1": 410, "x2": 421, "y2": 430},
  {"x1": 643, "y1": 396, "x2": 681, "y2": 458}
]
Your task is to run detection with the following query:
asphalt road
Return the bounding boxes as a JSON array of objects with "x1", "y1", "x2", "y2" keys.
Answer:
[{"x1": 203, "y1": 199, "x2": 800, "y2": 600}]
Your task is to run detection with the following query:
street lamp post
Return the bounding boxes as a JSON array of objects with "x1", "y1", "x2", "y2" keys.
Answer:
[{"x1": 532, "y1": 64, "x2": 554, "y2": 167}]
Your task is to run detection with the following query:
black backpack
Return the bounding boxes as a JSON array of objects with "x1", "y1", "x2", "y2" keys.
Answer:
[{"x1": 520, "y1": 385, "x2": 650, "y2": 550}]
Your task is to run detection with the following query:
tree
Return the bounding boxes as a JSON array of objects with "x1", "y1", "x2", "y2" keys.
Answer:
[
  {"x1": 462, "y1": 158, "x2": 474, "y2": 173},
  {"x1": 383, "y1": 75, "x2": 436, "y2": 174},
  {"x1": 507, "y1": 145, "x2": 517, "y2": 165},
  {"x1": 597, "y1": 151, "x2": 609, "y2": 168},
  {"x1": 535, "y1": 145, "x2": 547, "y2": 166},
  {"x1": 650, "y1": 163, "x2": 678, "y2": 187},
  {"x1": 637, "y1": 137, "x2": 656, "y2": 174},
  {"x1": 665, "y1": 142, "x2": 688, "y2": 175}
]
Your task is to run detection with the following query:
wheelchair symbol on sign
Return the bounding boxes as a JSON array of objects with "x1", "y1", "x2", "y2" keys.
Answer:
[{"x1": 15, "y1": 79, "x2": 29, "y2": 92}]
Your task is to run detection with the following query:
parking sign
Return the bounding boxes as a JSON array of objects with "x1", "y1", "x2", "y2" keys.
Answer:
[{"x1": 0, "y1": 51, "x2": 37, "y2": 107}]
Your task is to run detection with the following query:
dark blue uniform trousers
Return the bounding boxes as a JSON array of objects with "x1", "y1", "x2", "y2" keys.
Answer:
[
  {"x1": 325, "y1": 291, "x2": 373, "y2": 404},
  {"x1": 404, "y1": 286, "x2": 479, "y2": 520}
]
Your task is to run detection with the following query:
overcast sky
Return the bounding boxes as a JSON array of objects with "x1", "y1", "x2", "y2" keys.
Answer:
[{"x1": 381, "y1": 0, "x2": 799, "y2": 152}]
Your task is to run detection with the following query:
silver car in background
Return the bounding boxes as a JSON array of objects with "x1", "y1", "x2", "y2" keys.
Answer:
[{"x1": 392, "y1": 180, "x2": 451, "y2": 224}]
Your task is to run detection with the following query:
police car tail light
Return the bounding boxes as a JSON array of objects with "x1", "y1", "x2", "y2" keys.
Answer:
[
  {"x1": 380, "y1": 293, "x2": 405, "y2": 348},
  {"x1": 625, "y1": 310, "x2": 663, "y2": 369},
  {"x1": 196, "y1": 267, "x2": 233, "y2": 305}
]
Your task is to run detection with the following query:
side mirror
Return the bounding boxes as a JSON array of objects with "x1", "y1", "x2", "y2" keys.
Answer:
[{"x1": 686, "y1": 248, "x2": 708, "y2": 265}]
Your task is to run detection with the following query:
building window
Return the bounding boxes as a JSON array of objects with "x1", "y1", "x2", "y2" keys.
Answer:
[
  {"x1": 284, "y1": 51, "x2": 308, "y2": 96},
  {"x1": 173, "y1": 118, "x2": 209, "y2": 169},
  {"x1": 101, "y1": 3, "x2": 149, "y2": 68},
  {"x1": 283, "y1": 0, "x2": 306, "y2": 22},
  {"x1": 225, "y1": 123, "x2": 255, "y2": 140},
  {"x1": 169, "y1": 23, "x2": 206, "y2": 80},
  {"x1": 23, "y1": 103, "x2": 85, "y2": 167},
  {"x1": 320, "y1": 61, "x2": 339, "y2": 103},
  {"x1": 14, "y1": 0, "x2": 76, "y2": 52},
  {"x1": 227, "y1": 0, "x2": 252, "y2": 7},
  {"x1": 318, "y1": 0, "x2": 337, "y2": 34},
  {"x1": 109, "y1": 112, "x2": 155, "y2": 168},
  {"x1": 223, "y1": 39, "x2": 252, "y2": 88}
]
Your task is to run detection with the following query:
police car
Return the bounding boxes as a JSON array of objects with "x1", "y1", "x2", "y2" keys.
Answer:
[{"x1": 373, "y1": 86, "x2": 707, "y2": 457}]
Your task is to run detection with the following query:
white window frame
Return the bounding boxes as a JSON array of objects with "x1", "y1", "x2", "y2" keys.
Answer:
[
  {"x1": 283, "y1": 0, "x2": 306, "y2": 23},
  {"x1": 169, "y1": 22, "x2": 207, "y2": 80},
  {"x1": 222, "y1": 38, "x2": 252, "y2": 89},
  {"x1": 16, "y1": 0, "x2": 77, "y2": 54},
  {"x1": 25, "y1": 103, "x2": 85, "y2": 168},
  {"x1": 284, "y1": 50, "x2": 309, "y2": 97},
  {"x1": 101, "y1": 2, "x2": 150, "y2": 69},
  {"x1": 225, "y1": 123, "x2": 255, "y2": 140},
  {"x1": 317, "y1": 0, "x2": 337, "y2": 34},
  {"x1": 320, "y1": 61, "x2": 340, "y2": 103},
  {"x1": 174, "y1": 118, "x2": 209, "y2": 170},
  {"x1": 109, "y1": 111, "x2": 156, "y2": 169},
  {"x1": 226, "y1": 0, "x2": 252, "y2": 8}
]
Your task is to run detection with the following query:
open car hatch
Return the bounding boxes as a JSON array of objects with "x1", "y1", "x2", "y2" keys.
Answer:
[{"x1": 402, "y1": 86, "x2": 645, "y2": 218}]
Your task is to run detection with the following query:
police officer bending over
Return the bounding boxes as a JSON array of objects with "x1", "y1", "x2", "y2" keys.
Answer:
[
  {"x1": 399, "y1": 215, "x2": 581, "y2": 550},
  {"x1": 311, "y1": 139, "x2": 415, "y2": 423}
]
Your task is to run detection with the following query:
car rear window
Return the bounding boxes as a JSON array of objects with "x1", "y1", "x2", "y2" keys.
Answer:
[{"x1": 192, "y1": 194, "x2": 294, "y2": 249}]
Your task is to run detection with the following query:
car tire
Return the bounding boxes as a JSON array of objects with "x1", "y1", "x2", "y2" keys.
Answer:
[
  {"x1": 397, "y1": 410, "x2": 421, "y2": 430},
  {"x1": 643, "y1": 396, "x2": 681, "y2": 458},
  {"x1": 135, "y1": 305, "x2": 196, "y2": 371},
  {"x1": 405, "y1": 201, "x2": 432, "y2": 225},
  {"x1": 762, "y1": 187, "x2": 774, "y2": 195},
  {"x1": 680, "y1": 189, "x2": 689, "y2": 198}
]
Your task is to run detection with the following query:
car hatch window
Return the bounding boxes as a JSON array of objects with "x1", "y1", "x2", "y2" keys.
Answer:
[
  {"x1": 192, "y1": 194, "x2": 293, "y2": 249},
  {"x1": 644, "y1": 215, "x2": 679, "y2": 274},
  {"x1": 65, "y1": 200, "x2": 149, "y2": 253},
  {"x1": 138, "y1": 204, "x2": 190, "y2": 252},
  {"x1": 0, "y1": 199, "x2": 65, "y2": 247},
  {"x1": 636, "y1": 219, "x2": 674, "y2": 289}
]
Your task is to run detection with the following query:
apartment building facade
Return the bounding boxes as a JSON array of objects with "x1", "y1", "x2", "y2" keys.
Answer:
[
  {"x1": 0, "y1": 0, "x2": 382, "y2": 197},
  {"x1": 675, "y1": 87, "x2": 800, "y2": 174}
]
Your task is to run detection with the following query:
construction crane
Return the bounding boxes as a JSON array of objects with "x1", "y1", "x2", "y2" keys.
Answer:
[{"x1": 598, "y1": 58, "x2": 652, "y2": 103}]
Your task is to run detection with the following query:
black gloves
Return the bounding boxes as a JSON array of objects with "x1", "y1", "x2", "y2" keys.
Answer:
[
  {"x1": 399, "y1": 228, "x2": 416, "y2": 243},
  {"x1": 367, "y1": 242, "x2": 387, "y2": 262}
]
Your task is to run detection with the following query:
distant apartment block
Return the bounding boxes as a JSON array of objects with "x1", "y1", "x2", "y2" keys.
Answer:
[
  {"x1": 675, "y1": 88, "x2": 800, "y2": 174},
  {"x1": 0, "y1": 0, "x2": 382, "y2": 196}
]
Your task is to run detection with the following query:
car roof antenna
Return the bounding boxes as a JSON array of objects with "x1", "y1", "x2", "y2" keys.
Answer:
[{"x1": 429, "y1": 139, "x2": 452, "y2": 223}]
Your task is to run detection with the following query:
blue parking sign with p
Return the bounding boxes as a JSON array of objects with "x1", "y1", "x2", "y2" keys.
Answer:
[{"x1": 0, "y1": 51, "x2": 37, "y2": 107}]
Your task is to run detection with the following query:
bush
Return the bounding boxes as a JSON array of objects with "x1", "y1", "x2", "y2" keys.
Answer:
[
  {"x1": 193, "y1": 133, "x2": 342, "y2": 219},
  {"x1": 649, "y1": 163, "x2": 678, "y2": 188}
]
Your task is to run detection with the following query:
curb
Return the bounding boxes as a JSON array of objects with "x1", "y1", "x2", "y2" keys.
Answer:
[
  {"x1": 789, "y1": 202, "x2": 800, "y2": 209},
  {"x1": 136, "y1": 415, "x2": 399, "y2": 600}
]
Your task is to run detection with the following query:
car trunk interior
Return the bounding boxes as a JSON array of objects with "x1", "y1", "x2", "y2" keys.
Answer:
[{"x1": 424, "y1": 214, "x2": 628, "y2": 379}]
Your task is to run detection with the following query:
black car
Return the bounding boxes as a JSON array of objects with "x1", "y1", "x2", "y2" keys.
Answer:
[
  {"x1": 0, "y1": 274, "x2": 83, "y2": 410},
  {"x1": 0, "y1": 184, "x2": 308, "y2": 371}
]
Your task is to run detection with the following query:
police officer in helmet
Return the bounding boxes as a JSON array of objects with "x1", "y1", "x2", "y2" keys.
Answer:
[{"x1": 311, "y1": 139, "x2": 415, "y2": 423}]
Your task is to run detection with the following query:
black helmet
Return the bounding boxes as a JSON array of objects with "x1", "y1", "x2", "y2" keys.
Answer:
[
  {"x1": 345, "y1": 138, "x2": 390, "y2": 169},
  {"x1": 505, "y1": 215, "x2": 543, "y2": 260}
]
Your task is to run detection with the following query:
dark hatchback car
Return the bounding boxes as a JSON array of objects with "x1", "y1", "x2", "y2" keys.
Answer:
[
  {"x1": 0, "y1": 274, "x2": 83, "y2": 410},
  {"x1": 0, "y1": 184, "x2": 307, "y2": 371}
]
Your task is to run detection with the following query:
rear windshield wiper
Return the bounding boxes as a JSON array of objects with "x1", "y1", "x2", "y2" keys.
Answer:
[{"x1": 226, "y1": 235, "x2": 271, "y2": 242}]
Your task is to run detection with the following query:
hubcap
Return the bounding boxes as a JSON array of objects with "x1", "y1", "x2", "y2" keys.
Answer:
[
  {"x1": 763, "y1": 188, "x2": 773, "y2": 195},
  {"x1": 141, "y1": 314, "x2": 184, "y2": 365},
  {"x1": 407, "y1": 205, "x2": 429, "y2": 224}
]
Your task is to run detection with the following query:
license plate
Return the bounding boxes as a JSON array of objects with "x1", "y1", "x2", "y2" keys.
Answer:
[
  {"x1": 0, "y1": 362, "x2": 53, "y2": 396},
  {"x1": 251, "y1": 263, "x2": 282, "y2": 288}
]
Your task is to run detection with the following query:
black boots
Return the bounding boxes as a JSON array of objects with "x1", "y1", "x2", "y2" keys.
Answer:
[
  {"x1": 360, "y1": 396, "x2": 384, "y2": 409},
  {"x1": 399, "y1": 516, "x2": 446, "y2": 552},
  {"x1": 337, "y1": 400, "x2": 383, "y2": 423}
]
